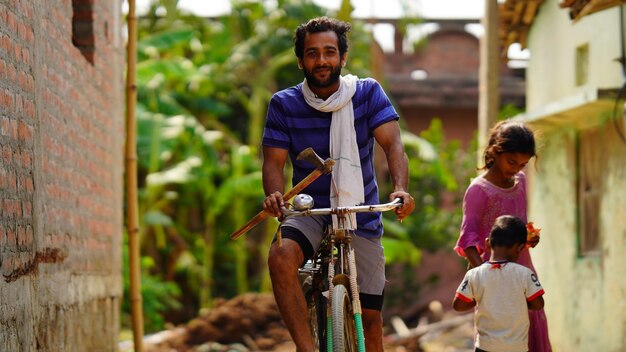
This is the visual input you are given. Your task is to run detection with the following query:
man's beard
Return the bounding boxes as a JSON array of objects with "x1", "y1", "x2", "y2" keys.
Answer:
[{"x1": 303, "y1": 64, "x2": 342, "y2": 88}]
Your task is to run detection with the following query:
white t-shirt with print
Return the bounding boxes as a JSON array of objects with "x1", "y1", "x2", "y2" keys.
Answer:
[{"x1": 455, "y1": 261, "x2": 544, "y2": 352}]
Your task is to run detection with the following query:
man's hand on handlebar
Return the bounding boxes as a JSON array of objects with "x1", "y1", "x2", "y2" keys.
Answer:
[
  {"x1": 263, "y1": 191, "x2": 285, "y2": 217},
  {"x1": 389, "y1": 191, "x2": 415, "y2": 221}
]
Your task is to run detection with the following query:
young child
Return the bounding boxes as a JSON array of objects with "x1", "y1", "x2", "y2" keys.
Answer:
[
  {"x1": 454, "y1": 215, "x2": 545, "y2": 352},
  {"x1": 454, "y1": 121, "x2": 551, "y2": 351}
]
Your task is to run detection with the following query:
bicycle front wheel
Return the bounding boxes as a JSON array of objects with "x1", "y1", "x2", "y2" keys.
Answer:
[{"x1": 331, "y1": 284, "x2": 358, "y2": 352}]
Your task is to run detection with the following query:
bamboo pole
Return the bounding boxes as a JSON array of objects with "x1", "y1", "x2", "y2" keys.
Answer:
[
  {"x1": 124, "y1": 0, "x2": 144, "y2": 350},
  {"x1": 477, "y1": 0, "x2": 500, "y2": 167}
]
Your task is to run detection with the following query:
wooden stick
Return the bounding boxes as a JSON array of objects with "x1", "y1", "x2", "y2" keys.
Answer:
[
  {"x1": 124, "y1": 1, "x2": 144, "y2": 350},
  {"x1": 230, "y1": 167, "x2": 324, "y2": 240}
]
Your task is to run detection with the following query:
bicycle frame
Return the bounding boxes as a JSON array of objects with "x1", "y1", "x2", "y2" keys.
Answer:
[{"x1": 285, "y1": 198, "x2": 403, "y2": 352}]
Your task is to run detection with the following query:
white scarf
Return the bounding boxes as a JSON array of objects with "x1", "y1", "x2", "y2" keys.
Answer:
[{"x1": 302, "y1": 74, "x2": 364, "y2": 229}]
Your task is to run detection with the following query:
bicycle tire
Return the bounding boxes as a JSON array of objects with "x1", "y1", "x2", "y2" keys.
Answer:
[
  {"x1": 304, "y1": 280, "x2": 327, "y2": 351},
  {"x1": 331, "y1": 284, "x2": 358, "y2": 352}
]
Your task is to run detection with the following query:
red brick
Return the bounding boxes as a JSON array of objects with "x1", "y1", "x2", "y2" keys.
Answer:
[
  {"x1": 20, "y1": 150, "x2": 32, "y2": 168},
  {"x1": 8, "y1": 64, "x2": 16, "y2": 84},
  {"x1": 6, "y1": 11, "x2": 17, "y2": 35},
  {"x1": 5, "y1": 225, "x2": 16, "y2": 247},
  {"x1": 24, "y1": 98, "x2": 35, "y2": 119},
  {"x1": 0, "y1": 168, "x2": 6, "y2": 189},
  {"x1": 3, "y1": 145, "x2": 12, "y2": 164},
  {"x1": 7, "y1": 90, "x2": 16, "y2": 112},
  {"x1": 0, "y1": 60, "x2": 5, "y2": 80},
  {"x1": 7, "y1": 171, "x2": 17, "y2": 192},
  {"x1": 17, "y1": 224, "x2": 26, "y2": 246},
  {"x1": 9, "y1": 118, "x2": 17, "y2": 139},
  {"x1": 22, "y1": 47, "x2": 31, "y2": 66},
  {"x1": 22, "y1": 200, "x2": 32, "y2": 218},
  {"x1": 1, "y1": 34, "x2": 8, "y2": 55},
  {"x1": 23, "y1": 177, "x2": 33, "y2": 194},
  {"x1": 0, "y1": 116, "x2": 9, "y2": 136},
  {"x1": 17, "y1": 120, "x2": 32, "y2": 141}
]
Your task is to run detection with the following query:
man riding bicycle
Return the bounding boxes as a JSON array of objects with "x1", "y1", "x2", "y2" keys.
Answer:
[{"x1": 262, "y1": 17, "x2": 415, "y2": 352}]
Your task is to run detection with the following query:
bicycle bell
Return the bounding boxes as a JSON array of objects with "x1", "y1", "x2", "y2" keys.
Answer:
[{"x1": 292, "y1": 194, "x2": 314, "y2": 211}]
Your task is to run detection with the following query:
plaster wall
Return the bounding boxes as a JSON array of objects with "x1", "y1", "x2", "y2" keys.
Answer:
[
  {"x1": 527, "y1": 123, "x2": 626, "y2": 351},
  {"x1": 526, "y1": 0, "x2": 624, "y2": 109}
]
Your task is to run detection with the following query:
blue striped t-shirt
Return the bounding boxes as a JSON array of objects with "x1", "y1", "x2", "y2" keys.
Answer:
[{"x1": 262, "y1": 78, "x2": 399, "y2": 238}]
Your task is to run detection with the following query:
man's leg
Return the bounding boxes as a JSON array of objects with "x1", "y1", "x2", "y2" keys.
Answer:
[
  {"x1": 362, "y1": 308, "x2": 384, "y2": 352},
  {"x1": 268, "y1": 237, "x2": 314, "y2": 352}
]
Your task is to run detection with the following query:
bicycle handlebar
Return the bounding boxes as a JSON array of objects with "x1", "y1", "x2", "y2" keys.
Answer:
[{"x1": 280, "y1": 197, "x2": 403, "y2": 218}]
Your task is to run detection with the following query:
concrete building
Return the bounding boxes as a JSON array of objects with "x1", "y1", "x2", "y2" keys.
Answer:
[
  {"x1": 500, "y1": 0, "x2": 626, "y2": 350},
  {"x1": 0, "y1": 1, "x2": 124, "y2": 350}
]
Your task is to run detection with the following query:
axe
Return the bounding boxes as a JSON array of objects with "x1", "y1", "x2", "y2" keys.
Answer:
[{"x1": 230, "y1": 148, "x2": 334, "y2": 240}]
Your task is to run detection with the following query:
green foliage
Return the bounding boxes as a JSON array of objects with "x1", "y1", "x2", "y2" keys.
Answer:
[
  {"x1": 498, "y1": 103, "x2": 525, "y2": 121},
  {"x1": 125, "y1": 0, "x2": 356, "y2": 331},
  {"x1": 381, "y1": 119, "x2": 476, "y2": 313},
  {"x1": 381, "y1": 119, "x2": 477, "y2": 252},
  {"x1": 121, "y1": 236, "x2": 181, "y2": 333},
  {"x1": 123, "y1": 0, "x2": 478, "y2": 334}
]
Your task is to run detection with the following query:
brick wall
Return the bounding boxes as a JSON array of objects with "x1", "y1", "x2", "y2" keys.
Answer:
[
  {"x1": 0, "y1": 1, "x2": 124, "y2": 350},
  {"x1": 381, "y1": 23, "x2": 524, "y2": 148}
]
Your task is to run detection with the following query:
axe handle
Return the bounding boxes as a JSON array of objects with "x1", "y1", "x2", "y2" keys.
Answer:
[
  {"x1": 229, "y1": 211, "x2": 270, "y2": 240},
  {"x1": 230, "y1": 168, "x2": 324, "y2": 240},
  {"x1": 283, "y1": 168, "x2": 323, "y2": 200}
]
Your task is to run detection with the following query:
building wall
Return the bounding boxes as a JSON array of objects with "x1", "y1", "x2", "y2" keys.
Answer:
[
  {"x1": 402, "y1": 29, "x2": 481, "y2": 77},
  {"x1": 0, "y1": 1, "x2": 124, "y2": 350},
  {"x1": 524, "y1": 1, "x2": 626, "y2": 350},
  {"x1": 401, "y1": 106, "x2": 477, "y2": 147},
  {"x1": 526, "y1": 0, "x2": 623, "y2": 109},
  {"x1": 383, "y1": 24, "x2": 524, "y2": 146},
  {"x1": 527, "y1": 122, "x2": 626, "y2": 352}
]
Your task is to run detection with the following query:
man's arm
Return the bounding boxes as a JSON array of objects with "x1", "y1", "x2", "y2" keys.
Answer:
[
  {"x1": 262, "y1": 146, "x2": 289, "y2": 217},
  {"x1": 373, "y1": 121, "x2": 415, "y2": 220}
]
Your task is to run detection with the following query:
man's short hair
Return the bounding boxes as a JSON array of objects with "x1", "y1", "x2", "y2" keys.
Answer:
[
  {"x1": 293, "y1": 16, "x2": 351, "y2": 59},
  {"x1": 489, "y1": 215, "x2": 527, "y2": 248}
]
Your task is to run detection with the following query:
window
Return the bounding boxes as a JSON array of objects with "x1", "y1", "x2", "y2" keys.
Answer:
[
  {"x1": 577, "y1": 126, "x2": 604, "y2": 256},
  {"x1": 575, "y1": 44, "x2": 588, "y2": 86},
  {"x1": 72, "y1": 0, "x2": 95, "y2": 64}
]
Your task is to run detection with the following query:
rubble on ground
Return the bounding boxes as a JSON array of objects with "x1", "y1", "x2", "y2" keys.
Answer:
[{"x1": 135, "y1": 293, "x2": 475, "y2": 352}]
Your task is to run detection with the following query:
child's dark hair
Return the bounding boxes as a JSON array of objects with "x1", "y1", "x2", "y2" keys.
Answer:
[
  {"x1": 489, "y1": 215, "x2": 527, "y2": 248},
  {"x1": 482, "y1": 121, "x2": 536, "y2": 170},
  {"x1": 294, "y1": 17, "x2": 351, "y2": 60}
]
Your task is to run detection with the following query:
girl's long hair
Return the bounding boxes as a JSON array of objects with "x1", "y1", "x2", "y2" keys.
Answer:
[{"x1": 482, "y1": 121, "x2": 536, "y2": 170}]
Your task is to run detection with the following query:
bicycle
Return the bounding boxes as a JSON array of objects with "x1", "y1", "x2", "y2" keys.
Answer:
[{"x1": 280, "y1": 194, "x2": 403, "y2": 352}]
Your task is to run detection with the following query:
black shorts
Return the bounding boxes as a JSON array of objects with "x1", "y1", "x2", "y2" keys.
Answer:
[{"x1": 276, "y1": 215, "x2": 386, "y2": 311}]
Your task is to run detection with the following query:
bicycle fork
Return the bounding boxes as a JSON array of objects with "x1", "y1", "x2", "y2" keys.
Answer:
[{"x1": 327, "y1": 231, "x2": 366, "y2": 352}]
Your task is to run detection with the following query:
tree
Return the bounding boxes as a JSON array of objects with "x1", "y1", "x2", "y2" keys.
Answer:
[{"x1": 125, "y1": 0, "x2": 475, "y2": 332}]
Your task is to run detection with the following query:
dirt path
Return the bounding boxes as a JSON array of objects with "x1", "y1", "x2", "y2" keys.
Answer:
[{"x1": 132, "y1": 292, "x2": 474, "y2": 352}]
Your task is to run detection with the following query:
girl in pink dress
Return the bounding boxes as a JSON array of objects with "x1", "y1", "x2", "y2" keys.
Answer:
[{"x1": 455, "y1": 121, "x2": 552, "y2": 351}]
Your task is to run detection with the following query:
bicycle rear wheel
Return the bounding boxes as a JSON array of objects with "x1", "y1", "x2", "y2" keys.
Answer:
[
  {"x1": 304, "y1": 279, "x2": 327, "y2": 351},
  {"x1": 331, "y1": 284, "x2": 358, "y2": 352}
]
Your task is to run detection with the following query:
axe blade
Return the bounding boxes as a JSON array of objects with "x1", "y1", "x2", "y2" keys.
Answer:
[{"x1": 297, "y1": 147, "x2": 334, "y2": 174}]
